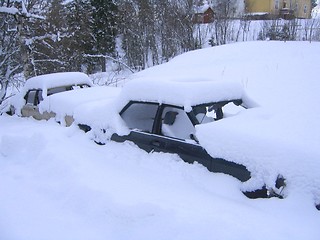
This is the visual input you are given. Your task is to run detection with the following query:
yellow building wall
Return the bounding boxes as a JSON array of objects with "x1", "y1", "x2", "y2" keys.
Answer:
[
  {"x1": 246, "y1": 0, "x2": 272, "y2": 13},
  {"x1": 294, "y1": 0, "x2": 312, "y2": 18},
  {"x1": 245, "y1": 0, "x2": 284, "y2": 14},
  {"x1": 245, "y1": 0, "x2": 311, "y2": 18}
]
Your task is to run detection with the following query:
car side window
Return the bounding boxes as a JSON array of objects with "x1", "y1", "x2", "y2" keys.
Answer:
[
  {"x1": 47, "y1": 86, "x2": 68, "y2": 96},
  {"x1": 25, "y1": 90, "x2": 43, "y2": 106},
  {"x1": 161, "y1": 106, "x2": 195, "y2": 140},
  {"x1": 120, "y1": 102, "x2": 159, "y2": 133},
  {"x1": 26, "y1": 90, "x2": 37, "y2": 105}
]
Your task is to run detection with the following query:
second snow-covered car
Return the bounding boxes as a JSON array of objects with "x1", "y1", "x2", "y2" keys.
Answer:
[{"x1": 9, "y1": 72, "x2": 120, "y2": 126}]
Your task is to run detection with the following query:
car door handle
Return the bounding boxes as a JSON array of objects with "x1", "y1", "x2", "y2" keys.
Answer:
[{"x1": 151, "y1": 140, "x2": 163, "y2": 147}]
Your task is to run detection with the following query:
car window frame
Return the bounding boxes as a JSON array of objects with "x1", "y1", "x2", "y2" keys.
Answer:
[
  {"x1": 190, "y1": 99, "x2": 244, "y2": 124},
  {"x1": 24, "y1": 89, "x2": 43, "y2": 106},
  {"x1": 153, "y1": 104, "x2": 198, "y2": 140},
  {"x1": 47, "y1": 84, "x2": 91, "y2": 96},
  {"x1": 119, "y1": 100, "x2": 161, "y2": 133}
]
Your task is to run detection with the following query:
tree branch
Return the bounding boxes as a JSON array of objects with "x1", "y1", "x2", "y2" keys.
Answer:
[{"x1": 84, "y1": 54, "x2": 135, "y2": 73}]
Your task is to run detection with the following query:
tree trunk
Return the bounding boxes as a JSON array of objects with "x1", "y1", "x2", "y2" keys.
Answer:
[
  {"x1": 101, "y1": 57, "x2": 106, "y2": 72},
  {"x1": 17, "y1": 16, "x2": 34, "y2": 80}
]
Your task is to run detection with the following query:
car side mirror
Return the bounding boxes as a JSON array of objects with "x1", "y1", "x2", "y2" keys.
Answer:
[{"x1": 163, "y1": 111, "x2": 178, "y2": 125}]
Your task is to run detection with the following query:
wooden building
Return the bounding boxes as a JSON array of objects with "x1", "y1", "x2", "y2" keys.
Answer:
[{"x1": 193, "y1": 6, "x2": 215, "y2": 24}]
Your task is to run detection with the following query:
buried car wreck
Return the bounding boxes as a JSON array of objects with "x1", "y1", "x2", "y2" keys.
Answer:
[
  {"x1": 8, "y1": 72, "x2": 120, "y2": 126},
  {"x1": 76, "y1": 79, "x2": 286, "y2": 199}
]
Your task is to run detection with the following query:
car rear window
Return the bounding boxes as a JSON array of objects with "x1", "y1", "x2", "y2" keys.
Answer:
[{"x1": 47, "y1": 84, "x2": 90, "y2": 96}]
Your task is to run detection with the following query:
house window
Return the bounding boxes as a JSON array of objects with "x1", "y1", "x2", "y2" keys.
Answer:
[
  {"x1": 304, "y1": 5, "x2": 307, "y2": 14},
  {"x1": 275, "y1": 0, "x2": 279, "y2": 10},
  {"x1": 283, "y1": 1, "x2": 287, "y2": 8}
]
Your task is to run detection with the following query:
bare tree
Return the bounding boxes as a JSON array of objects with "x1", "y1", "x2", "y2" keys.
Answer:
[
  {"x1": 0, "y1": 0, "x2": 45, "y2": 108},
  {"x1": 0, "y1": 13, "x2": 21, "y2": 107},
  {"x1": 302, "y1": 18, "x2": 320, "y2": 42},
  {"x1": 210, "y1": 0, "x2": 238, "y2": 46},
  {"x1": 118, "y1": 0, "x2": 196, "y2": 70},
  {"x1": 236, "y1": 15, "x2": 252, "y2": 42}
]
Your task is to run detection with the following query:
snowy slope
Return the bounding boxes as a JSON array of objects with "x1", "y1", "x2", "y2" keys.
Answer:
[
  {"x1": 1, "y1": 41, "x2": 320, "y2": 240},
  {"x1": 132, "y1": 41, "x2": 319, "y2": 109}
]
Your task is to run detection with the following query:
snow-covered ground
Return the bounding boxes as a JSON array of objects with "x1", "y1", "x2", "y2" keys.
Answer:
[{"x1": 1, "y1": 41, "x2": 320, "y2": 240}]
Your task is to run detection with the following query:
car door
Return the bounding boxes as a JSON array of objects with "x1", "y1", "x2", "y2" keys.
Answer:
[
  {"x1": 111, "y1": 101, "x2": 163, "y2": 153},
  {"x1": 153, "y1": 104, "x2": 250, "y2": 181},
  {"x1": 154, "y1": 105, "x2": 212, "y2": 168},
  {"x1": 112, "y1": 101, "x2": 250, "y2": 182},
  {"x1": 21, "y1": 89, "x2": 42, "y2": 118},
  {"x1": 21, "y1": 89, "x2": 55, "y2": 120}
]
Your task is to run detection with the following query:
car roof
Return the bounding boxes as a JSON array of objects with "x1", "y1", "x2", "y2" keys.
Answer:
[
  {"x1": 24, "y1": 72, "x2": 93, "y2": 91},
  {"x1": 119, "y1": 78, "x2": 250, "y2": 111}
]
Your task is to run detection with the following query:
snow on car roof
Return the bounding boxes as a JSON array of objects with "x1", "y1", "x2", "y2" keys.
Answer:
[
  {"x1": 119, "y1": 78, "x2": 251, "y2": 111},
  {"x1": 24, "y1": 72, "x2": 93, "y2": 91}
]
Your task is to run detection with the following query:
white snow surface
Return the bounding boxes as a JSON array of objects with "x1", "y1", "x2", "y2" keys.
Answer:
[
  {"x1": 1, "y1": 41, "x2": 320, "y2": 240},
  {"x1": 119, "y1": 79, "x2": 249, "y2": 111},
  {"x1": 312, "y1": 4, "x2": 320, "y2": 18},
  {"x1": 39, "y1": 86, "x2": 121, "y2": 123},
  {"x1": 24, "y1": 72, "x2": 93, "y2": 93}
]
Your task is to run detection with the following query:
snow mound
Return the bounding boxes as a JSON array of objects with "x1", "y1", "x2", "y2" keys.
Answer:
[{"x1": 24, "y1": 72, "x2": 92, "y2": 90}]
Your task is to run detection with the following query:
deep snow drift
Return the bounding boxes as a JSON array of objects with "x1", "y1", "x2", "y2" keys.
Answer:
[{"x1": 1, "y1": 41, "x2": 320, "y2": 240}]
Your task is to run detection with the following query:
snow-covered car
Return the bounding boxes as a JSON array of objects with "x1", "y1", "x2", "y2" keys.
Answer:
[
  {"x1": 9, "y1": 72, "x2": 120, "y2": 126},
  {"x1": 76, "y1": 79, "x2": 285, "y2": 199}
]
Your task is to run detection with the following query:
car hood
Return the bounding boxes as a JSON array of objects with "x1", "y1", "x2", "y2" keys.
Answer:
[{"x1": 195, "y1": 107, "x2": 320, "y2": 195}]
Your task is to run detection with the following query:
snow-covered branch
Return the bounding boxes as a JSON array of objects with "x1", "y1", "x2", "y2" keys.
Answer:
[{"x1": 0, "y1": 0, "x2": 44, "y2": 20}]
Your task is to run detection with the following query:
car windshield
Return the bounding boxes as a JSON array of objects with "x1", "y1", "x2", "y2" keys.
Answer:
[
  {"x1": 191, "y1": 99, "x2": 244, "y2": 125},
  {"x1": 47, "y1": 84, "x2": 90, "y2": 96}
]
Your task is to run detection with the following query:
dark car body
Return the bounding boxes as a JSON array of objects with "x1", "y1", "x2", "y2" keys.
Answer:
[{"x1": 78, "y1": 79, "x2": 285, "y2": 199}]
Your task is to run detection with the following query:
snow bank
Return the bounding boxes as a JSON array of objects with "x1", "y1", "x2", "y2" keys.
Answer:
[
  {"x1": 1, "y1": 116, "x2": 319, "y2": 240},
  {"x1": 312, "y1": 4, "x2": 320, "y2": 18},
  {"x1": 73, "y1": 98, "x2": 129, "y2": 142},
  {"x1": 196, "y1": 108, "x2": 320, "y2": 197},
  {"x1": 40, "y1": 86, "x2": 121, "y2": 124}
]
